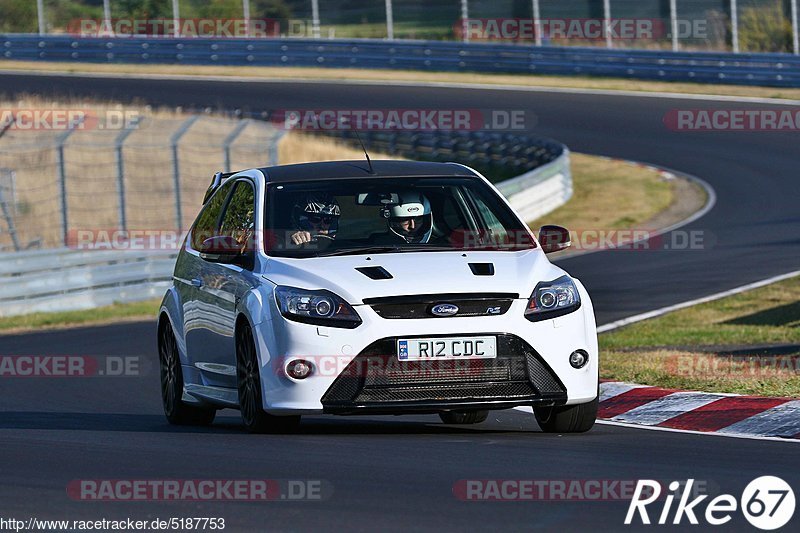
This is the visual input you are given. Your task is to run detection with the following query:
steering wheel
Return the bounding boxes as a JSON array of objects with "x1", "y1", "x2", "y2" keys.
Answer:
[{"x1": 310, "y1": 233, "x2": 335, "y2": 242}]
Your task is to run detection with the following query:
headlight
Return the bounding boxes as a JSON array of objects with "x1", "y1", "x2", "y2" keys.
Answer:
[
  {"x1": 524, "y1": 275, "x2": 581, "y2": 322},
  {"x1": 275, "y1": 286, "x2": 362, "y2": 329}
]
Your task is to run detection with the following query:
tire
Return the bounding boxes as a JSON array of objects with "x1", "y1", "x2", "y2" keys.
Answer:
[
  {"x1": 236, "y1": 320, "x2": 301, "y2": 434},
  {"x1": 534, "y1": 397, "x2": 598, "y2": 433},
  {"x1": 439, "y1": 410, "x2": 489, "y2": 425},
  {"x1": 158, "y1": 319, "x2": 216, "y2": 426}
]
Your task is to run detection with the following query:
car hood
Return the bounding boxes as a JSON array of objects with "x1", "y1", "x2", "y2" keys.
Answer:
[{"x1": 261, "y1": 249, "x2": 566, "y2": 304}]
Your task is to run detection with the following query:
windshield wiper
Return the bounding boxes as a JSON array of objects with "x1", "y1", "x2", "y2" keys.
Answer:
[
  {"x1": 320, "y1": 245, "x2": 465, "y2": 257},
  {"x1": 319, "y1": 246, "x2": 403, "y2": 257}
]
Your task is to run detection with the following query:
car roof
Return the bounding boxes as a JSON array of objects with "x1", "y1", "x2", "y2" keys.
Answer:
[{"x1": 258, "y1": 160, "x2": 480, "y2": 183}]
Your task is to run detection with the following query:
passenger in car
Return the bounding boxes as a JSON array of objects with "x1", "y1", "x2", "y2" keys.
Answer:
[{"x1": 374, "y1": 191, "x2": 434, "y2": 245}]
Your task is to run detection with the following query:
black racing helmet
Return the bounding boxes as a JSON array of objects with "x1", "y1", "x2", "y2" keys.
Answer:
[{"x1": 292, "y1": 193, "x2": 341, "y2": 237}]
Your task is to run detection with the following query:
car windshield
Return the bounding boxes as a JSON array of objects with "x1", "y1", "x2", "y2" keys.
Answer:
[{"x1": 264, "y1": 177, "x2": 536, "y2": 257}]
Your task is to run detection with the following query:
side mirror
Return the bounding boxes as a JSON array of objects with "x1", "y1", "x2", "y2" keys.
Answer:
[
  {"x1": 538, "y1": 225, "x2": 571, "y2": 254},
  {"x1": 199, "y1": 235, "x2": 244, "y2": 264}
]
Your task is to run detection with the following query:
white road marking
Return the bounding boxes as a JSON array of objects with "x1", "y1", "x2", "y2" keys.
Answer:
[{"x1": 597, "y1": 270, "x2": 800, "y2": 333}]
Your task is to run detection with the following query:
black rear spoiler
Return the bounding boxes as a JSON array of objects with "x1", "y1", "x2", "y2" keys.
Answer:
[{"x1": 202, "y1": 171, "x2": 236, "y2": 204}]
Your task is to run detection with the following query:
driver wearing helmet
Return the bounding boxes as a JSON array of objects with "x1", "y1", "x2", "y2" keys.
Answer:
[
  {"x1": 386, "y1": 191, "x2": 433, "y2": 244},
  {"x1": 290, "y1": 194, "x2": 341, "y2": 245}
]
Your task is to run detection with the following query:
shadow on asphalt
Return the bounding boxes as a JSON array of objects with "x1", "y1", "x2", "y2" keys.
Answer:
[{"x1": 0, "y1": 411, "x2": 546, "y2": 435}]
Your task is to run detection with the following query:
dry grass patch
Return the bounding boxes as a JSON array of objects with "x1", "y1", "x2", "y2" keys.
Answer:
[
  {"x1": 602, "y1": 349, "x2": 800, "y2": 397},
  {"x1": 528, "y1": 153, "x2": 674, "y2": 233}
]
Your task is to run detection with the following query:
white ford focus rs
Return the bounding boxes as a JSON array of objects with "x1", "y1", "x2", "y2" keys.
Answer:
[{"x1": 158, "y1": 160, "x2": 598, "y2": 433}]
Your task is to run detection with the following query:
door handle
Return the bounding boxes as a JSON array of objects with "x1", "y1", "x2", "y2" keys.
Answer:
[{"x1": 191, "y1": 278, "x2": 203, "y2": 287}]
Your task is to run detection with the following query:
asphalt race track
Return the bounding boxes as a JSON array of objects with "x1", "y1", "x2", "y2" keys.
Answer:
[{"x1": 1, "y1": 73, "x2": 799, "y2": 531}]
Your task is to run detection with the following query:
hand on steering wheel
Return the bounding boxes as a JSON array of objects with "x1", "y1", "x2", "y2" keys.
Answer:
[{"x1": 291, "y1": 230, "x2": 334, "y2": 245}]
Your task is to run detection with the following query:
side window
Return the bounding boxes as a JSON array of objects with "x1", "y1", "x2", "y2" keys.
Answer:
[
  {"x1": 191, "y1": 181, "x2": 234, "y2": 250},
  {"x1": 439, "y1": 195, "x2": 468, "y2": 232},
  {"x1": 219, "y1": 181, "x2": 256, "y2": 254},
  {"x1": 471, "y1": 194, "x2": 507, "y2": 235}
]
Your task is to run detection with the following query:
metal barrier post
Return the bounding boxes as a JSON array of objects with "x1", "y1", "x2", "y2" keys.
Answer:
[
  {"x1": 114, "y1": 116, "x2": 141, "y2": 233},
  {"x1": 670, "y1": 0, "x2": 679, "y2": 52},
  {"x1": 461, "y1": 0, "x2": 470, "y2": 43},
  {"x1": 269, "y1": 131, "x2": 287, "y2": 166},
  {"x1": 37, "y1": 0, "x2": 46, "y2": 35},
  {"x1": 243, "y1": 0, "x2": 251, "y2": 38},
  {"x1": 0, "y1": 170, "x2": 20, "y2": 251},
  {"x1": 170, "y1": 115, "x2": 200, "y2": 230},
  {"x1": 55, "y1": 116, "x2": 85, "y2": 247},
  {"x1": 311, "y1": 0, "x2": 321, "y2": 39},
  {"x1": 731, "y1": 0, "x2": 739, "y2": 53},
  {"x1": 223, "y1": 119, "x2": 251, "y2": 172},
  {"x1": 532, "y1": 0, "x2": 542, "y2": 46},
  {"x1": 603, "y1": 0, "x2": 612, "y2": 48},
  {"x1": 171, "y1": 0, "x2": 180, "y2": 38},
  {"x1": 385, "y1": 0, "x2": 394, "y2": 40},
  {"x1": 102, "y1": 0, "x2": 113, "y2": 36},
  {"x1": 792, "y1": 0, "x2": 799, "y2": 55}
]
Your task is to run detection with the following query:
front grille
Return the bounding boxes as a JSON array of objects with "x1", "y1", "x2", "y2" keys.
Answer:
[
  {"x1": 364, "y1": 293, "x2": 518, "y2": 319},
  {"x1": 321, "y1": 334, "x2": 566, "y2": 413}
]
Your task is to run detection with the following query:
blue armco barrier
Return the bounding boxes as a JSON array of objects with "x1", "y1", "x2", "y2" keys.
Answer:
[{"x1": 2, "y1": 34, "x2": 800, "y2": 87}]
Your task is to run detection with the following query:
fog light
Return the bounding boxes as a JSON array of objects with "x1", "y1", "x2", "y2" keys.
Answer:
[
  {"x1": 287, "y1": 359, "x2": 313, "y2": 379},
  {"x1": 569, "y1": 350, "x2": 588, "y2": 369}
]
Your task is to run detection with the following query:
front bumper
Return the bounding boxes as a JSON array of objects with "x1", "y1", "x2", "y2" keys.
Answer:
[
  {"x1": 320, "y1": 334, "x2": 566, "y2": 415},
  {"x1": 254, "y1": 283, "x2": 598, "y2": 415}
]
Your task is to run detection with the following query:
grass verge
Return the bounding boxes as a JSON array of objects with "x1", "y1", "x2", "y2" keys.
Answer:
[
  {"x1": 600, "y1": 274, "x2": 800, "y2": 397},
  {"x1": 0, "y1": 299, "x2": 162, "y2": 334},
  {"x1": 2, "y1": 61, "x2": 799, "y2": 101}
]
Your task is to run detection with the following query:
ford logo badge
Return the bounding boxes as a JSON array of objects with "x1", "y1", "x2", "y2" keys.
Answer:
[{"x1": 431, "y1": 303, "x2": 459, "y2": 317}]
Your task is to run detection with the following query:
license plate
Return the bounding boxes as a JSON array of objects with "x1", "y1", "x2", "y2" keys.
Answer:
[{"x1": 397, "y1": 336, "x2": 497, "y2": 361}]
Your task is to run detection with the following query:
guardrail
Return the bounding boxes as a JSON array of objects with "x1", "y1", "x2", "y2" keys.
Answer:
[
  {"x1": 3, "y1": 35, "x2": 800, "y2": 87},
  {"x1": 495, "y1": 149, "x2": 572, "y2": 222},
  {"x1": 0, "y1": 126, "x2": 572, "y2": 318},
  {"x1": 0, "y1": 248, "x2": 177, "y2": 317}
]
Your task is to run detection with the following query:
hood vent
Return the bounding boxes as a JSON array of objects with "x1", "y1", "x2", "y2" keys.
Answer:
[
  {"x1": 356, "y1": 266, "x2": 393, "y2": 280},
  {"x1": 468, "y1": 263, "x2": 495, "y2": 276}
]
